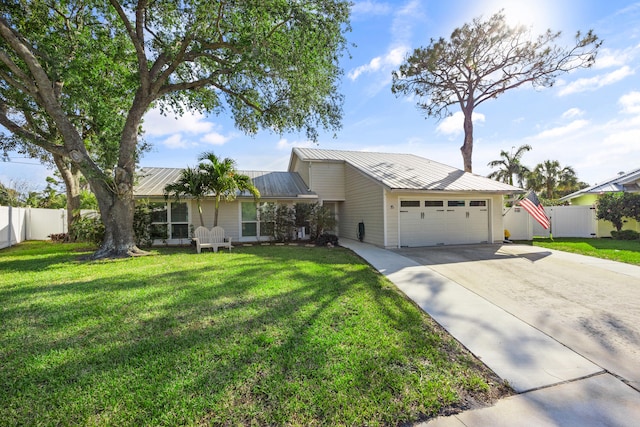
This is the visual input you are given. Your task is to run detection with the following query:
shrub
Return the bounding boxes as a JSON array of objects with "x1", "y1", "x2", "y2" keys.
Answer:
[
  {"x1": 70, "y1": 213, "x2": 104, "y2": 245},
  {"x1": 260, "y1": 203, "x2": 296, "y2": 242},
  {"x1": 49, "y1": 233, "x2": 68, "y2": 242},
  {"x1": 315, "y1": 233, "x2": 339, "y2": 247},
  {"x1": 596, "y1": 193, "x2": 626, "y2": 231},
  {"x1": 309, "y1": 204, "x2": 336, "y2": 240},
  {"x1": 597, "y1": 192, "x2": 640, "y2": 232},
  {"x1": 611, "y1": 229, "x2": 640, "y2": 240},
  {"x1": 133, "y1": 201, "x2": 154, "y2": 247}
]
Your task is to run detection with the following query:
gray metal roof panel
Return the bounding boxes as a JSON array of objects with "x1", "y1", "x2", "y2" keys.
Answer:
[
  {"x1": 292, "y1": 148, "x2": 521, "y2": 193},
  {"x1": 134, "y1": 168, "x2": 317, "y2": 199}
]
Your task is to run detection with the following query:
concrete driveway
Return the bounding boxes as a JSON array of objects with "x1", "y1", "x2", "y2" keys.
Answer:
[{"x1": 395, "y1": 244, "x2": 640, "y2": 391}]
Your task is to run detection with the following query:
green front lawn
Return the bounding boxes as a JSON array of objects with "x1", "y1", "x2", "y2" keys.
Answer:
[
  {"x1": 528, "y1": 237, "x2": 640, "y2": 266},
  {"x1": 0, "y1": 242, "x2": 507, "y2": 426}
]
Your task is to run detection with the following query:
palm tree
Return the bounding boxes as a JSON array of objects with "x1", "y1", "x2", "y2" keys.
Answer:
[
  {"x1": 487, "y1": 144, "x2": 531, "y2": 187},
  {"x1": 164, "y1": 166, "x2": 208, "y2": 226},
  {"x1": 198, "y1": 151, "x2": 260, "y2": 227},
  {"x1": 526, "y1": 160, "x2": 579, "y2": 199}
]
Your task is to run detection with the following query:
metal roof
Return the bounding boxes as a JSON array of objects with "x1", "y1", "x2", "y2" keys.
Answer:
[
  {"x1": 134, "y1": 167, "x2": 317, "y2": 199},
  {"x1": 560, "y1": 167, "x2": 640, "y2": 201},
  {"x1": 291, "y1": 148, "x2": 522, "y2": 193}
]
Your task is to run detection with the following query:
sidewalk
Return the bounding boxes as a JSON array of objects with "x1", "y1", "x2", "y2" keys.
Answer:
[{"x1": 340, "y1": 239, "x2": 640, "y2": 426}]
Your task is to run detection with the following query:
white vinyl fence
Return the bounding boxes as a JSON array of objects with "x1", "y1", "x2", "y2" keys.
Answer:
[
  {"x1": 504, "y1": 205, "x2": 597, "y2": 240},
  {"x1": 0, "y1": 206, "x2": 70, "y2": 250}
]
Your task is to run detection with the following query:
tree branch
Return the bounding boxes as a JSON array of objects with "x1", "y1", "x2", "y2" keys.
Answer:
[{"x1": 0, "y1": 104, "x2": 66, "y2": 156}]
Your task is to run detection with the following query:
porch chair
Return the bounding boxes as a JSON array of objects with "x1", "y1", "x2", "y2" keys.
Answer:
[
  {"x1": 193, "y1": 226, "x2": 214, "y2": 253},
  {"x1": 210, "y1": 226, "x2": 232, "y2": 252}
]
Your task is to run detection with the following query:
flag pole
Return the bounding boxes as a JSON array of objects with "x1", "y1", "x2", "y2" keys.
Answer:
[{"x1": 502, "y1": 192, "x2": 526, "y2": 217}]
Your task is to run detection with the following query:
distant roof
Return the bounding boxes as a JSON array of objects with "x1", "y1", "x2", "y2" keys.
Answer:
[
  {"x1": 560, "y1": 167, "x2": 640, "y2": 202},
  {"x1": 291, "y1": 148, "x2": 521, "y2": 193},
  {"x1": 134, "y1": 168, "x2": 317, "y2": 199}
]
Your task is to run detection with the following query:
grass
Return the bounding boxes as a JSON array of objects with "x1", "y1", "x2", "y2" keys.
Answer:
[
  {"x1": 0, "y1": 241, "x2": 508, "y2": 426},
  {"x1": 527, "y1": 237, "x2": 640, "y2": 266}
]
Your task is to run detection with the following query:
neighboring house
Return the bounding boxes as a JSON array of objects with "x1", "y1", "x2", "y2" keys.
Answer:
[
  {"x1": 134, "y1": 148, "x2": 522, "y2": 247},
  {"x1": 560, "y1": 167, "x2": 640, "y2": 236}
]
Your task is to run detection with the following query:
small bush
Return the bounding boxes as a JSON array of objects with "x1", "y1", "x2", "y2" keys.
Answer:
[
  {"x1": 611, "y1": 229, "x2": 640, "y2": 240},
  {"x1": 70, "y1": 213, "x2": 104, "y2": 245},
  {"x1": 134, "y1": 201, "x2": 154, "y2": 247},
  {"x1": 315, "y1": 233, "x2": 339, "y2": 247},
  {"x1": 49, "y1": 233, "x2": 68, "y2": 242}
]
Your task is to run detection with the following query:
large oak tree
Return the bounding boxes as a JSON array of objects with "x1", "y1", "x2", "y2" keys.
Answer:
[
  {"x1": 0, "y1": 0, "x2": 350, "y2": 258},
  {"x1": 392, "y1": 10, "x2": 601, "y2": 173}
]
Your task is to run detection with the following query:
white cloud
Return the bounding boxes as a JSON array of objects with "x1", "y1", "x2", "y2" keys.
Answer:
[
  {"x1": 351, "y1": 1, "x2": 391, "y2": 17},
  {"x1": 558, "y1": 66, "x2": 635, "y2": 96},
  {"x1": 142, "y1": 108, "x2": 213, "y2": 136},
  {"x1": 162, "y1": 134, "x2": 189, "y2": 149},
  {"x1": 436, "y1": 111, "x2": 486, "y2": 136},
  {"x1": 348, "y1": 46, "x2": 408, "y2": 80},
  {"x1": 347, "y1": 0, "x2": 422, "y2": 82},
  {"x1": 561, "y1": 108, "x2": 584, "y2": 119},
  {"x1": 603, "y1": 128, "x2": 640, "y2": 149},
  {"x1": 594, "y1": 47, "x2": 635, "y2": 69},
  {"x1": 392, "y1": 0, "x2": 422, "y2": 42},
  {"x1": 619, "y1": 91, "x2": 640, "y2": 114},
  {"x1": 535, "y1": 119, "x2": 589, "y2": 139},
  {"x1": 201, "y1": 132, "x2": 230, "y2": 146}
]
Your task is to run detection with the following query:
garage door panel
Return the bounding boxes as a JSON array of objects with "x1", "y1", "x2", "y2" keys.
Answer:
[{"x1": 399, "y1": 199, "x2": 489, "y2": 247}]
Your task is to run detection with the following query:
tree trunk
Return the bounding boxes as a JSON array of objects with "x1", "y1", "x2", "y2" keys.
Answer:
[
  {"x1": 214, "y1": 196, "x2": 220, "y2": 227},
  {"x1": 90, "y1": 178, "x2": 147, "y2": 258},
  {"x1": 88, "y1": 101, "x2": 149, "y2": 259},
  {"x1": 460, "y1": 110, "x2": 474, "y2": 173},
  {"x1": 53, "y1": 155, "x2": 81, "y2": 240},
  {"x1": 196, "y1": 199, "x2": 204, "y2": 226}
]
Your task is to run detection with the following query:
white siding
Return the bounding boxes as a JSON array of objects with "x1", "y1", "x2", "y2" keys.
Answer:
[
  {"x1": 290, "y1": 156, "x2": 310, "y2": 186},
  {"x1": 309, "y1": 162, "x2": 345, "y2": 201},
  {"x1": 199, "y1": 199, "x2": 241, "y2": 240},
  {"x1": 488, "y1": 195, "x2": 505, "y2": 243},
  {"x1": 339, "y1": 164, "x2": 385, "y2": 246}
]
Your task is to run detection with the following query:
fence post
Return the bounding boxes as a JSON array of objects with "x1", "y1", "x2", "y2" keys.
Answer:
[{"x1": 8, "y1": 205, "x2": 12, "y2": 247}]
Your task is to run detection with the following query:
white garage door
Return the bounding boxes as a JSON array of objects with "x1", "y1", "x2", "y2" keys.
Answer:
[{"x1": 399, "y1": 199, "x2": 489, "y2": 247}]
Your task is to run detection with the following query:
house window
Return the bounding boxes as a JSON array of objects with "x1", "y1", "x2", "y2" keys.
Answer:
[
  {"x1": 241, "y1": 202, "x2": 279, "y2": 238},
  {"x1": 241, "y1": 202, "x2": 258, "y2": 237},
  {"x1": 400, "y1": 200, "x2": 420, "y2": 207},
  {"x1": 424, "y1": 200, "x2": 444, "y2": 207},
  {"x1": 149, "y1": 201, "x2": 188, "y2": 240},
  {"x1": 448, "y1": 200, "x2": 466, "y2": 207},
  {"x1": 170, "y1": 202, "x2": 189, "y2": 238},
  {"x1": 469, "y1": 200, "x2": 487, "y2": 207}
]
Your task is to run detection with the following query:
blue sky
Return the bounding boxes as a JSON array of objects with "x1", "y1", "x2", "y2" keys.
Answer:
[{"x1": 2, "y1": 0, "x2": 640, "y2": 191}]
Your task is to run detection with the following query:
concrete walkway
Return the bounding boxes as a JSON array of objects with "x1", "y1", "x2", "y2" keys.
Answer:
[{"x1": 340, "y1": 239, "x2": 640, "y2": 426}]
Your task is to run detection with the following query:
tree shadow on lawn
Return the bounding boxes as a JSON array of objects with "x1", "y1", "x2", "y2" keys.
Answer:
[{"x1": 0, "y1": 245, "x2": 492, "y2": 425}]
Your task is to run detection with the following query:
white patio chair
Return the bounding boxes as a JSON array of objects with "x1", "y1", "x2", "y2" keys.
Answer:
[
  {"x1": 193, "y1": 226, "x2": 213, "y2": 253},
  {"x1": 210, "y1": 226, "x2": 232, "y2": 252}
]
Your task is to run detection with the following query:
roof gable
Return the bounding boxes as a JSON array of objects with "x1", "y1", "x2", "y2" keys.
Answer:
[{"x1": 290, "y1": 148, "x2": 521, "y2": 193}]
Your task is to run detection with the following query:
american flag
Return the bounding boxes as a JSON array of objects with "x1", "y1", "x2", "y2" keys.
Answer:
[{"x1": 518, "y1": 191, "x2": 550, "y2": 229}]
